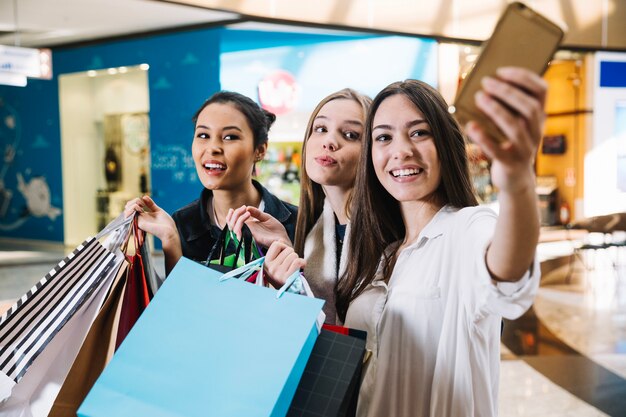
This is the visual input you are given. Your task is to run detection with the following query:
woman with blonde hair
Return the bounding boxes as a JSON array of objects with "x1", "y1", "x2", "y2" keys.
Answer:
[{"x1": 227, "y1": 88, "x2": 371, "y2": 323}]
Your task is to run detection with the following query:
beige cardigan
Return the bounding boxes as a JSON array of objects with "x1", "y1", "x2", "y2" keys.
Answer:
[{"x1": 303, "y1": 198, "x2": 351, "y2": 325}]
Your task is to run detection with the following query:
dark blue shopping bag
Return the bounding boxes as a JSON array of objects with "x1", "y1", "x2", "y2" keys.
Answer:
[{"x1": 78, "y1": 257, "x2": 324, "y2": 417}]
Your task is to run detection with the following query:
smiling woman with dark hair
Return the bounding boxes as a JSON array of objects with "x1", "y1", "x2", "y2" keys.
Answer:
[
  {"x1": 125, "y1": 91, "x2": 297, "y2": 274},
  {"x1": 337, "y1": 67, "x2": 545, "y2": 417}
]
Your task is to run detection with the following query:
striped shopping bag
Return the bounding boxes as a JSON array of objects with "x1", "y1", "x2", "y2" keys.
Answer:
[{"x1": 0, "y1": 214, "x2": 132, "y2": 417}]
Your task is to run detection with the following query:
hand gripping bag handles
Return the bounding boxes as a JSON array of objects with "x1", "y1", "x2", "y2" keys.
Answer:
[
  {"x1": 78, "y1": 257, "x2": 324, "y2": 417},
  {"x1": 0, "y1": 213, "x2": 133, "y2": 417}
]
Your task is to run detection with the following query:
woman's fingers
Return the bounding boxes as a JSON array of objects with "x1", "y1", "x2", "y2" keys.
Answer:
[
  {"x1": 141, "y1": 195, "x2": 161, "y2": 212},
  {"x1": 124, "y1": 198, "x2": 145, "y2": 218},
  {"x1": 265, "y1": 241, "x2": 287, "y2": 262},
  {"x1": 263, "y1": 241, "x2": 304, "y2": 287},
  {"x1": 479, "y1": 75, "x2": 545, "y2": 143},
  {"x1": 225, "y1": 206, "x2": 249, "y2": 238},
  {"x1": 474, "y1": 91, "x2": 532, "y2": 153},
  {"x1": 291, "y1": 258, "x2": 306, "y2": 272},
  {"x1": 233, "y1": 212, "x2": 251, "y2": 237},
  {"x1": 481, "y1": 77, "x2": 542, "y2": 127},
  {"x1": 246, "y1": 206, "x2": 270, "y2": 221},
  {"x1": 496, "y1": 67, "x2": 548, "y2": 104}
]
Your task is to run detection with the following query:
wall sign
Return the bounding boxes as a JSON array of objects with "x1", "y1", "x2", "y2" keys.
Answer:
[
  {"x1": 0, "y1": 45, "x2": 52, "y2": 87},
  {"x1": 257, "y1": 70, "x2": 299, "y2": 115},
  {"x1": 542, "y1": 134, "x2": 566, "y2": 154}
]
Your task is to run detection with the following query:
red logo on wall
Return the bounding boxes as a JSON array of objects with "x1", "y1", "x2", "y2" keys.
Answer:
[{"x1": 257, "y1": 70, "x2": 299, "y2": 115}]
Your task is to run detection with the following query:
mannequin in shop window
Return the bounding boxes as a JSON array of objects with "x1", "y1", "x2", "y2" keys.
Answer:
[
  {"x1": 125, "y1": 91, "x2": 297, "y2": 274},
  {"x1": 104, "y1": 145, "x2": 121, "y2": 191},
  {"x1": 225, "y1": 88, "x2": 371, "y2": 324}
]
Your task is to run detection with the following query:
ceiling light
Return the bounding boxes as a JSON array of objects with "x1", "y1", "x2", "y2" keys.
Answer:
[
  {"x1": 107, "y1": 68, "x2": 118, "y2": 75},
  {"x1": 118, "y1": 66, "x2": 128, "y2": 73},
  {"x1": 139, "y1": 63, "x2": 150, "y2": 71},
  {"x1": 87, "y1": 70, "x2": 97, "y2": 77}
]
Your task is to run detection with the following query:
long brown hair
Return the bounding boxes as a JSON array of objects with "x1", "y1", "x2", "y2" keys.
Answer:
[
  {"x1": 336, "y1": 80, "x2": 478, "y2": 321},
  {"x1": 294, "y1": 88, "x2": 372, "y2": 256}
]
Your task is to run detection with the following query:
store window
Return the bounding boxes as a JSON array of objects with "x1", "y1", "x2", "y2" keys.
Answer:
[
  {"x1": 58, "y1": 65, "x2": 150, "y2": 246},
  {"x1": 221, "y1": 34, "x2": 438, "y2": 203}
]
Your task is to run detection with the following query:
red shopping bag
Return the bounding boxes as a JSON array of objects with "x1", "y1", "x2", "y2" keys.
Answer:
[{"x1": 115, "y1": 218, "x2": 151, "y2": 349}]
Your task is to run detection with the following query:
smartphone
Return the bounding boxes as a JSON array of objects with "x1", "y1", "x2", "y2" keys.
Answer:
[{"x1": 452, "y1": 2, "x2": 564, "y2": 142}]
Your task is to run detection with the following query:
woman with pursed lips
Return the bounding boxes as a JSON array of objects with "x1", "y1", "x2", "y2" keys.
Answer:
[{"x1": 226, "y1": 88, "x2": 371, "y2": 324}]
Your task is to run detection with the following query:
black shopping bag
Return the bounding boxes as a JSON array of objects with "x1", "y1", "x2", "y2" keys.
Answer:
[{"x1": 287, "y1": 328, "x2": 367, "y2": 417}]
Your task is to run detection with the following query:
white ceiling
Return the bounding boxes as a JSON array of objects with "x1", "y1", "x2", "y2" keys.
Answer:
[
  {"x1": 171, "y1": 0, "x2": 626, "y2": 51},
  {"x1": 0, "y1": 0, "x2": 240, "y2": 47},
  {"x1": 0, "y1": 0, "x2": 624, "y2": 51}
]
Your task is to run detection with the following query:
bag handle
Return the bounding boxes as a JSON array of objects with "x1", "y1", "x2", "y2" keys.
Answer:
[
  {"x1": 98, "y1": 213, "x2": 135, "y2": 253},
  {"x1": 96, "y1": 213, "x2": 134, "y2": 240},
  {"x1": 205, "y1": 226, "x2": 227, "y2": 266},
  {"x1": 218, "y1": 257, "x2": 302, "y2": 298},
  {"x1": 132, "y1": 216, "x2": 145, "y2": 253},
  {"x1": 204, "y1": 226, "x2": 246, "y2": 269}
]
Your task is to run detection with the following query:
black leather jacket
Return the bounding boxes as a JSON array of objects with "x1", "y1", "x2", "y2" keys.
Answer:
[{"x1": 172, "y1": 180, "x2": 297, "y2": 263}]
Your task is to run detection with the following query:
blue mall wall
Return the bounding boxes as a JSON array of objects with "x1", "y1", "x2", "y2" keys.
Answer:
[{"x1": 0, "y1": 28, "x2": 221, "y2": 242}]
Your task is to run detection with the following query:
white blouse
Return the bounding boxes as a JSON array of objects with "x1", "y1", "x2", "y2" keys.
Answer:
[{"x1": 344, "y1": 205, "x2": 539, "y2": 417}]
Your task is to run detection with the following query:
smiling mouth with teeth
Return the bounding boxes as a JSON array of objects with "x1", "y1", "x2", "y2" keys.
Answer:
[
  {"x1": 204, "y1": 163, "x2": 226, "y2": 171},
  {"x1": 391, "y1": 168, "x2": 422, "y2": 178}
]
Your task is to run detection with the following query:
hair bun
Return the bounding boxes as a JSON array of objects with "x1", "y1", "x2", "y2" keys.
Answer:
[{"x1": 263, "y1": 109, "x2": 277, "y2": 129}]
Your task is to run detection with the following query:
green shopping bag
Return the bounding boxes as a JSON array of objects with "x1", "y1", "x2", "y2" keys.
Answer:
[{"x1": 205, "y1": 224, "x2": 262, "y2": 270}]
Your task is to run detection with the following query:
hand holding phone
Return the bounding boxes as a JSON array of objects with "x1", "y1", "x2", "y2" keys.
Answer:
[{"x1": 452, "y1": 2, "x2": 564, "y2": 142}]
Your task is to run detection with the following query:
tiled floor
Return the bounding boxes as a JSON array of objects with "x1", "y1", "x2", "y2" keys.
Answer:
[
  {"x1": 0, "y1": 237, "x2": 625, "y2": 416},
  {"x1": 498, "y1": 240, "x2": 626, "y2": 416}
]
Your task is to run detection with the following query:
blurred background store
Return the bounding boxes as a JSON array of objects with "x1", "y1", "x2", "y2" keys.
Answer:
[
  {"x1": 1, "y1": 1, "x2": 626, "y2": 415},
  {"x1": 0, "y1": 0, "x2": 625, "y2": 245}
]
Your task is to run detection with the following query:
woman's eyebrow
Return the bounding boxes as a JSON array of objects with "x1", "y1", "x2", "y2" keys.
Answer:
[
  {"x1": 405, "y1": 119, "x2": 427, "y2": 129},
  {"x1": 373, "y1": 119, "x2": 427, "y2": 131},
  {"x1": 372, "y1": 123, "x2": 392, "y2": 131},
  {"x1": 195, "y1": 125, "x2": 243, "y2": 132},
  {"x1": 222, "y1": 126, "x2": 243, "y2": 132}
]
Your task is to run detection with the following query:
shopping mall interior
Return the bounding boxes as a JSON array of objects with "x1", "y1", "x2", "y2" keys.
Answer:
[{"x1": 0, "y1": 0, "x2": 625, "y2": 415}]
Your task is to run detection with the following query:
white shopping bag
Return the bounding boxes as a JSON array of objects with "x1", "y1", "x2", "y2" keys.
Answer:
[{"x1": 0, "y1": 214, "x2": 132, "y2": 417}]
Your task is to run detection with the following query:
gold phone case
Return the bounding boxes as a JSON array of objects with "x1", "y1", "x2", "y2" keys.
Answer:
[{"x1": 452, "y1": 2, "x2": 564, "y2": 142}]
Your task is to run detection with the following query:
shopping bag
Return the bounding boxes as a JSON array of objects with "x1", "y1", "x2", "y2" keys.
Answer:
[
  {"x1": 78, "y1": 257, "x2": 324, "y2": 417},
  {"x1": 0, "y1": 214, "x2": 133, "y2": 417},
  {"x1": 287, "y1": 328, "x2": 367, "y2": 417},
  {"x1": 205, "y1": 224, "x2": 262, "y2": 272},
  {"x1": 139, "y1": 234, "x2": 164, "y2": 298},
  {"x1": 115, "y1": 218, "x2": 151, "y2": 349},
  {"x1": 48, "y1": 262, "x2": 128, "y2": 417}
]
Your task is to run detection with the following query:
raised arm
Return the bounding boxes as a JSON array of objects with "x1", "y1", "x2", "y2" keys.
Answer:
[{"x1": 465, "y1": 67, "x2": 546, "y2": 282}]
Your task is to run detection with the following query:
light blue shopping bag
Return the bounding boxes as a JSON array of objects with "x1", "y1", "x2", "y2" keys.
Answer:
[{"x1": 78, "y1": 257, "x2": 324, "y2": 417}]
